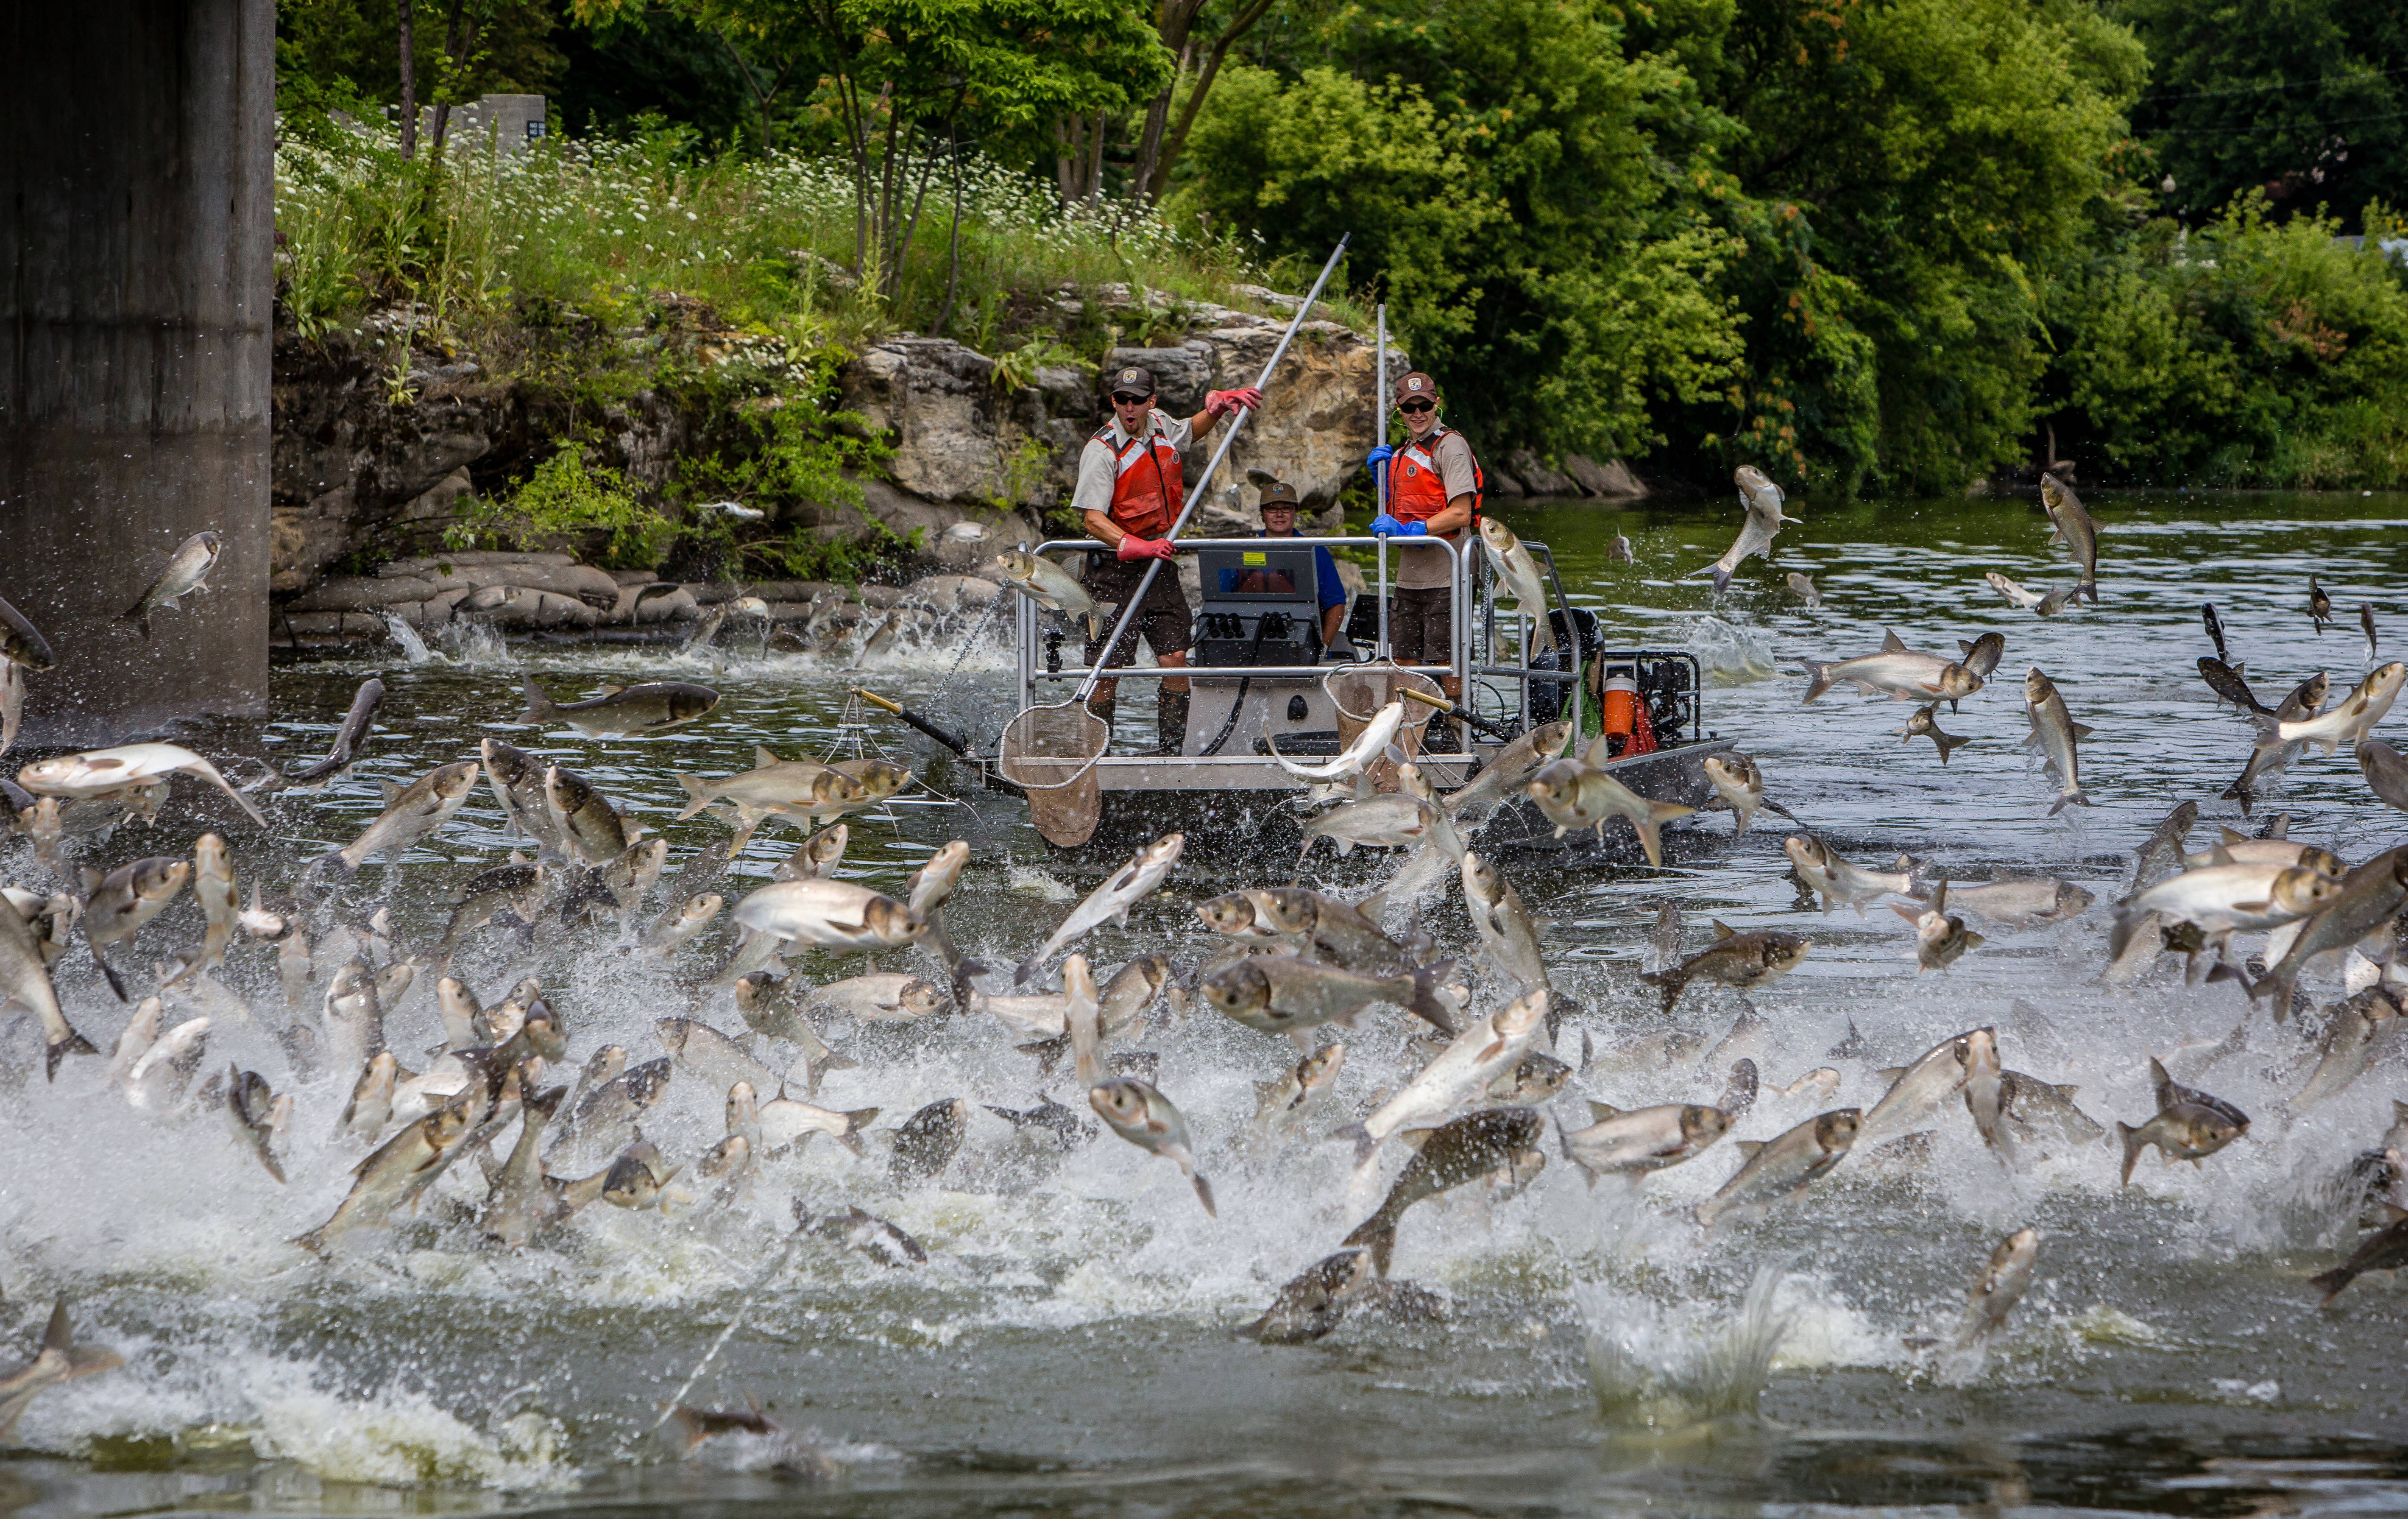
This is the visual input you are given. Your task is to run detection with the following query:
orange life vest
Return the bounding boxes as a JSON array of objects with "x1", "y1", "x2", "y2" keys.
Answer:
[
  {"x1": 1389, "y1": 426, "x2": 1482, "y2": 530},
  {"x1": 1098, "y1": 419, "x2": 1183, "y2": 541}
]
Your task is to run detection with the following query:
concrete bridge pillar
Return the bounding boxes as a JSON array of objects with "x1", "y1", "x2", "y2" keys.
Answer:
[{"x1": 0, "y1": 0, "x2": 274, "y2": 746}]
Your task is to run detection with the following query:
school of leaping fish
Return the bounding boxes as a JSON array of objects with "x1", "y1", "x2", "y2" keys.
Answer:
[{"x1": 3, "y1": 485, "x2": 2407, "y2": 1453}]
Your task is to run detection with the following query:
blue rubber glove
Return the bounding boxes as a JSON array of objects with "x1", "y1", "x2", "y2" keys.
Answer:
[
  {"x1": 1398, "y1": 521, "x2": 1429, "y2": 536},
  {"x1": 1368, "y1": 443, "x2": 1406, "y2": 496},
  {"x1": 1371, "y1": 514, "x2": 1405, "y2": 537}
]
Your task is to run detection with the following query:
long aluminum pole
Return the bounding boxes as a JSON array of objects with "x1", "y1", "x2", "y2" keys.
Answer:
[
  {"x1": 1374, "y1": 302, "x2": 1388, "y2": 660},
  {"x1": 1075, "y1": 235, "x2": 1351, "y2": 704}
]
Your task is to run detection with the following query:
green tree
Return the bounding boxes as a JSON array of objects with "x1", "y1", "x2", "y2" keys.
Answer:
[
  {"x1": 1175, "y1": 0, "x2": 1746, "y2": 464},
  {"x1": 2121, "y1": 0, "x2": 2408, "y2": 232},
  {"x1": 1695, "y1": 0, "x2": 2147, "y2": 492}
]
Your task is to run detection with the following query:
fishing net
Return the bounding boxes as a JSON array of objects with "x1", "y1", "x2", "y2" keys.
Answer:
[
  {"x1": 998, "y1": 700, "x2": 1109, "y2": 848},
  {"x1": 1324, "y1": 661, "x2": 1441, "y2": 792}
]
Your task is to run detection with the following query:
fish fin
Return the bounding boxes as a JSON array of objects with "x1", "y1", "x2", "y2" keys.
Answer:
[
  {"x1": 754, "y1": 746, "x2": 780, "y2": 767},
  {"x1": 89, "y1": 945, "x2": 128, "y2": 1003},
  {"x1": 1635, "y1": 818, "x2": 1664, "y2": 869},
  {"x1": 1190, "y1": 1172, "x2": 1216, "y2": 1218},
  {"x1": 2230, "y1": 900, "x2": 2272, "y2": 914},
  {"x1": 1891, "y1": 903, "x2": 1922, "y2": 922},
  {"x1": 518, "y1": 673, "x2": 551, "y2": 723},
  {"x1": 1586, "y1": 1100, "x2": 1622, "y2": 1122},
  {"x1": 1734, "y1": 1140, "x2": 1765, "y2": 1160},
  {"x1": 1340, "y1": 1215, "x2": 1395, "y2": 1275},
  {"x1": 2309, "y1": 1265, "x2": 2355, "y2": 1304},
  {"x1": 2047, "y1": 789, "x2": 2093, "y2": 816},
  {"x1": 1331, "y1": 1122, "x2": 1377, "y2": 1169},
  {"x1": 1801, "y1": 662, "x2": 1836, "y2": 703},
  {"x1": 1710, "y1": 919, "x2": 1735, "y2": 939},
  {"x1": 1404, "y1": 959, "x2": 1459, "y2": 1035},
  {"x1": 1932, "y1": 730, "x2": 1969, "y2": 764},
  {"x1": 1873, "y1": 1066, "x2": 1906, "y2": 1083},
  {"x1": 2071, "y1": 723, "x2": 2097, "y2": 740},
  {"x1": 1880, "y1": 628, "x2": 1910, "y2": 653},
  {"x1": 1711, "y1": 565, "x2": 1733, "y2": 593},
  {"x1": 45, "y1": 1027, "x2": 98, "y2": 1081},
  {"x1": 378, "y1": 779, "x2": 402, "y2": 807},
  {"x1": 2116, "y1": 1121, "x2": 2144, "y2": 1186},
  {"x1": 837, "y1": 1107, "x2": 881, "y2": 1157}
]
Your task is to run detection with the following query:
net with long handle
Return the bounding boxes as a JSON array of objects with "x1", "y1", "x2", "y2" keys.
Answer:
[{"x1": 994, "y1": 235, "x2": 1353, "y2": 849}]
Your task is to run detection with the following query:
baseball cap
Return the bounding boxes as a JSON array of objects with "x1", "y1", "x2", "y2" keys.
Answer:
[
  {"x1": 1108, "y1": 366, "x2": 1156, "y2": 397},
  {"x1": 1259, "y1": 481, "x2": 1301, "y2": 509},
  {"x1": 1392, "y1": 371, "x2": 1440, "y2": 407}
]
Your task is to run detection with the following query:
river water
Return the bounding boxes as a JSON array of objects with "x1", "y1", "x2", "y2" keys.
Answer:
[{"x1": 4, "y1": 489, "x2": 2406, "y2": 1516}]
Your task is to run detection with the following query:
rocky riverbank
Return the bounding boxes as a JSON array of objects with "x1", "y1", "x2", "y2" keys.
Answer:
[{"x1": 268, "y1": 285, "x2": 1647, "y2": 650}]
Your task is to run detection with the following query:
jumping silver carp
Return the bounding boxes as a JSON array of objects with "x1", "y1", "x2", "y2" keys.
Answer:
[
  {"x1": 19, "y1": 742, "x2": 268, "y2": 827},
  {"x1": 121, "y1": 530, "x2": 223, "y2": 638},
  {"x1": 2022, "y1": 667, "x2": 2092, "y2": 815},
  {"x1": 1696, "y1": 1108, "x2": 1859, "y2": 1227},
  {"x1": 317, "y1": 760, "x2": 479, "y2": 874},
  {"x1": 991, "y1": 549, "x2": 1104, "y2": 639},
  {"x1": 1524, "y1": 759, "x2": 1693, "y2": 864},
  {"x1": 2037, "y1": 473, "x2": 2099, "y2": 602},
  {"x1": 733, "y1": 879, "x2": 924, "y2": 953},
  {"x1": 1090, "y1": 1077, "x2": 1214, "y2": 1215},
  {"x1": 1334, "y1": 988, "x2": 1548, "y2": 1166},
  {"x1": 1478, "y1": 518, "x2": 1558, "y2": 653},
  {"x1": 1640, "y1": 920, "x2": 1810, "y2": 1012},
  {"x1": 1559, "y1": 1100, "x2": 1731, "y2": 1186},
  {"x1": 1014, "y1": 832, "x2": 1183, "y2": 983},
  {"x1": 520, "y1": 675, "x2": 719, "y2": 735},
  {"x1": 1343, "y1": 1106, "x2": 1545, "y2": 1274},
  {"x1": 1785, "y1": 835, "x2": 1927, "y2": 913},
  {"x1": 1861, "y1": 1027, "x2": 1998, "y2": 1144},
  {"x1": 1802, "y1": 630, "x2": 1981, "y2": 706},
  {"x1": 1693, "y1": 465, "x2": 1798, "y2": 592}
]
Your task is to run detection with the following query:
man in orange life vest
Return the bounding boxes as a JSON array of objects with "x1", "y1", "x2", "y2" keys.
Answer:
[
  {"x1": 1366, "y1": 369, "x2": 1480, "y2": 749},
  {"x1": 1073, "y1": 363, "x2": 1262, "y2": 753}
]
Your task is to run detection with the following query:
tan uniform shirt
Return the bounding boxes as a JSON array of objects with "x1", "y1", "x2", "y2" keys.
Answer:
[{"x1": 1396, "y1": 430, "x2": 1479, "y2": 590}]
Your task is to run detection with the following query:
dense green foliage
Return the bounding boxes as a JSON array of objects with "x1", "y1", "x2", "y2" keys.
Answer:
[{"x1": 277, "y1": 0, "x2": 2408, "y2": 494}]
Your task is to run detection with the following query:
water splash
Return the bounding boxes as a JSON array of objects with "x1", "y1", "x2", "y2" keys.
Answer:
[
  {"x1": 1683, "y1": 615, "x2": 1777, "y2": 685},
  {"x1": 434, "y1": 618, "x2": 516, "y2": 669},
  {"x1": 1579, "y1": 1263, "x2": 1792, "y2": 1430},
  {"x1": 381, "y1": 613, "x2": 437, "y2": 665}
]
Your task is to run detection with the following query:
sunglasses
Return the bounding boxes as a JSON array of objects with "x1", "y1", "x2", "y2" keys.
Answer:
[
  {"x1": 1111, "y1": 392, "x2": 1153, "y2": 406},
  {"x1": 1398, "y1": 399, "x2": 1435, "y2": 413}
]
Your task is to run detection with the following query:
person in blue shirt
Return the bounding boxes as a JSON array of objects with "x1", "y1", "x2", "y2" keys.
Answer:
[{"x1": 1254, "y1": 480, "x2": 1350, "y2": 654}]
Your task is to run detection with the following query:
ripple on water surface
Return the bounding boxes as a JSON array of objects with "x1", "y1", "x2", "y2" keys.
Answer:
[{"x1": 3, "y1": 489, "x2": 2406, "y2": 1515}]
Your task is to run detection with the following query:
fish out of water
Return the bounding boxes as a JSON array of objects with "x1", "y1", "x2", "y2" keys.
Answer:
[
  {"x1": 2250, "y1": 847, "x2": 2408, "y2": 1014},
  {"x1": 1640, "y1": 920, "x2": 1810, "y2": 1013},
  {"x1": 990, "y1": 549, "x2": 1104, "y2": 639},
  {"x1": 733, "y1": 879, "x2": 924, "y2": 954},
  {"x1": 0, "y1": 1298, "x2": 123, "y2": 1441},
  {"x1": 1204, "y1": 955, "x2": 1455, "y2": 1046},
  {"x1": 222, "y1": 1066, "x2": 291, "y2": 1182},
  {"x1": 1943, "y1": 1227, "x2": 2039, "y2": 1369},
  {"x1": 2037, "y1": 474, "x2": 2099, "y2": 602},
  {"x1": 316, "y1": 760, "x2": 480, "y2": 875},
  {"x1": 1560, "y1": 1100, "x2": 1731, "y2": 1186},
  {"x1": 1895, "y1": 881, "x2": 1984, "y2": 973},
  {"x1": 1444, "y1": 721, "x2": 1570, "y2": 823},
  {"x1": 543, "y1": 764, "x2": 635, "y2": 866},
  {"x1": 1693, "y1": 465, "x2": 1798, "y2": 592},
  {"x1": 520, "y1": 674, "x2": 719, "y2": 735},
  {"x1": 2022, "y1": 667, "x2": 2093, "y2": 815},
  {"x1": 1900, "y1": 703, "x2": 1970, "y2": 764},
  {"x1": 1253, "y1": 1248, "x2": 1377, "y2": 1343},
  {"x1": 1936, "y1": 875, "x2": 2093, "y2": 928},
  {"x1": 1300, "y1": 792, "x2": 1431, "y2": 860},
  {"x1": 775, "y1": 824, "x2": 851, "y2": 881},
  {"x1": 2290, "y1": 990, "x2": 2399, "y2": 1110},
  {"x1": 1785, "y1": 835, "x2": 1926, "y2": 914},
  {"x1": 18, "y1": 742, "x2": 268, "y2": 827},
  {"x1": 641, "y1": 893, "x2": 723, "y2": 955},
  {"x1": 82, "y1": 855, "x2": 190, "y2": 1000},
  {"x1": 805, "y1": 972, "x2": 945, "y2": 1022},
  {"x1": 891, "y1": 1097, "x2": 970, "y2": 1183},
  {"x1": 279, "y1": 676, "x2": 386, "y2": 789},
  {"x1": 803, "y1": 1202, "x2": 928, "y2": 1268},
  {"x1": 1461, "y1": 852, "x2": 1549, "y2": 997},
  {"x1": 1090, "y1": 1077, "x2": 1214, "y2": 1215},
  {"x1": 121, "y1": 531, "x2": 223, "y2": 638},
  {"x1": 295, "y1": 1102, "x2": 474, "y2": 1257},
  {"x1": 2357, "y1": 738, "x2": 2408, "y2": 813},
  {"x1": 1786, "y1": 571, "x2": 1820, "y2": 606},
  {"x1": 2277, "y1": 662, "x2": 2405, "y2": 755},
  {"x1": 1343, "y1": 1107, "x2": 1545, "y2": 1275},
  {"x1": 1478, "y1": 518, "x2": 1557, "y2": 653},
  {"x1": 1265, "y1": 701, "x2": 1405, "y2": 785},
  {"x1": 0, "y1": 592, "x2": 54, "y2": 672},
  {"x1": 1802, "y1": 629, "x2": 1981, "y2": 706},
  {"x1": 2309, "y1": 1213, "x2": 2408, "y2": 1304},
  {"x1": 1696, "y1": 1108, "x2": 1859, "y2": 1228},
  {"x1": 1254, "y1": 1042, "x2": 1347, "y2": 1120},
  {"x1": 1703, "y1": 751, "x2": 1795, "y2": 833},
  {"x1": 2118, "y1": 1099, "x2": 2248, "y2": 1186},
  {"x1": 1861, "y1": 1027, "x2": 1998, "y2": 1144},
  {"x1": 1523, "y1": 760, "x2": 1693, "y2": 864},
  {"x1": 1996, "y1": 1071, "x2": 2104, "y2": 1153},
  {"x1": 1014, "y1": 832, "x2": 1183, "y2": 983},
  {"x1": 1334, "y1": 988, "x2": 1549, "y2": 1166}
]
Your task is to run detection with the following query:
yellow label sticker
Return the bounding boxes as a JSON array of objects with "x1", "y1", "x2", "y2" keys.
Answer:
[{"x1": 1243, "y1": 551, "x2": 1266, "y2": 565}]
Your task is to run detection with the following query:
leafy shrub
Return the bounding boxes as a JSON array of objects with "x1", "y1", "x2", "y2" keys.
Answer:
[{"x1": 444, "y1": 445, "x2": 676, "y2": 567}]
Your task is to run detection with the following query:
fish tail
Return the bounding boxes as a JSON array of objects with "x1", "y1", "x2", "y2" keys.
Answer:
[
  {"x1": 837, "y1": 1107, "x2": 881, "y2": 1157},
  {"x1": 1341, "y1": 1212, "x2": 1396, "y2": 1276},
  {"x1": 2309, "y1": 1265, "x2": 2356, "y2": 1304},
  {"x1": 1711, "y1": 566, "x2": 1734, "y2": 594},
  {"x1": 1012, "y1": 955, "x2": 1042, "y2": 987},
  {"x1": 1634, "y1": 818, "x2": 1664, "y2": 869},
  {"x1": 1404, "y1": 959, "x2": 1459, "y2": 1035},
  {"x1": 1190, "y1": 1171, "x2": 1217, "y2": 1218},
  {"x1": 672, "y1": 774, "x2": 715, "y2": 821},
  {"x1": 1933, "y1": 731, "x2": 1969, "y2": 765},
  {"x1": 45, "y1": 1027, "x2": 98, "y2": 1081},
  {"x1": 121, "y1": 600, "x2": 152, "y2": 639},
  {"x1": 292, "y1": 1227, "x2": 333, "y2": 1260},
  {"x1": 2115, "y1": 1122, "x2": 2144, "y2": 1187},
  {"x1": 1331, "y1": 1121, "x2": 1377, "y2": 1169},
  {"x1": 518, "y1": 673, "x2": 554, "y2": 724},
  {"x1": 89, "y1": 946, "x2": 128, "y2": 1003},
  {"x1": 1802, "y1": 662, "x2": 1836, "y2": 703},
  {"x1": 1638, "y1": 969, "x2": 1685, "y2": 1016}
]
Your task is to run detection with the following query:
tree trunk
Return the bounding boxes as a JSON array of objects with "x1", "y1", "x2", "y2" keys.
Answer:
[
  {"x1": 1131, "y1": 0, "x2": 1206, "y2": 203},
  {"x1": 934, "y1": 129, "x2": 967, "y2": 337},
  {"x1": 397, "y1": 0, "x2": 418, "y2": 159},
  {"x1": 428, "y1": 0, "x2": 470, "y2": 156},
  {"x1": 1146, "y1": 0, "x2": 1276, "y2": 202},
  {"x1": 1084, "y1": 109, "x2": 1105, "y2": 211},
  {"x1": 1056, "y1": 113, "x2": 1084, "y2": 205}
]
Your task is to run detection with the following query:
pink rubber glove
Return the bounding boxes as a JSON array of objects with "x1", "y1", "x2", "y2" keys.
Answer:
[
  {"x1": 1204, "y1": 387, "x2": 1263, "y2": 419},
  {"x1": 1116, "y1": 535, "x2": 1175, "y2": 562}
]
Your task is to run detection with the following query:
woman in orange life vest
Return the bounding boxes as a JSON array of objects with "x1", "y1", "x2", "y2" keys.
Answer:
[
  {"x1": 1366, "y1": 370, "x2": 1481, "y2": 750},
  {"x1": 1072, "y1": 363, "x2": 1261, "y2": 754}
]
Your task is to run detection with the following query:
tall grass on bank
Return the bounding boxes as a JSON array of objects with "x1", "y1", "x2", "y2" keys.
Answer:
[{"x1": 273, "y1": 117, "x2": 1313, "y2": 358}]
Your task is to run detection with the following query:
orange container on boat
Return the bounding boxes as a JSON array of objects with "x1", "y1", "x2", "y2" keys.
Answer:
[{"x1": 1601, "y1": 673, "x2": 1638, "y2": 739}]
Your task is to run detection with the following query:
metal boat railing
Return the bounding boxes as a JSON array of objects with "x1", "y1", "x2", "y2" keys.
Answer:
[{"x1": 1014, "y1": 532, "x2": 1582, "y2": 743}]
